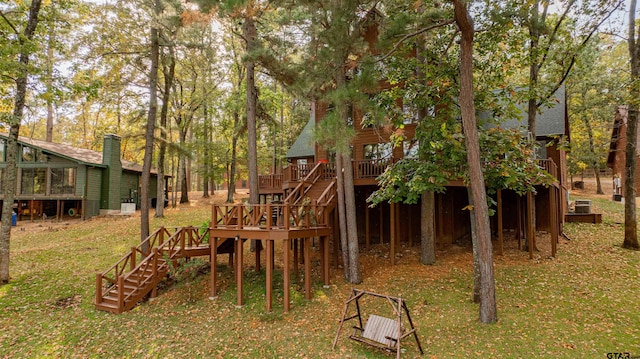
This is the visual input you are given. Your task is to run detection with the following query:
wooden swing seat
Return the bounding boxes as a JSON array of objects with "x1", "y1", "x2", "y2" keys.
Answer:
[{"x1": 350, "y1": 314, "x2": 401, "y2": 351}]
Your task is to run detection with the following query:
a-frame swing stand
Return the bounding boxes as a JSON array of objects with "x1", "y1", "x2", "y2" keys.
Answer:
[{"x1": 332, "y1": 288, "x2": 424, "y2": 358}]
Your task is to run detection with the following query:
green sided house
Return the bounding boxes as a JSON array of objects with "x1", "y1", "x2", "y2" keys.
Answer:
[{"x1": 0, "y1": 133, "x2": 167, "y2": 220}]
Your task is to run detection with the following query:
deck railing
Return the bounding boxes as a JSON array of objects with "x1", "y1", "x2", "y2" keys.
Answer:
[
  {"x1": 353, "y1": 158, "x2": 395, "y2": 179},
  {"x1": 284, "y1": 163, "x2": 316, "y2": 183},
  {"x1": 97, "y1": 227, "x2": 172, "y2": 298},
  {"x1": 211, "y1": 203, "x2": 331, "y2": 230},
  {"x1": 537, "y1": 158, "x2": 558, "y2": 181},
  {"x1": 95, "y1": 226, "x2": 208, "y2": 309},
  {"x1": 284, "y1": 162, "x2": 326, "y2": 205},
  {"x1": 258, "y1": 159, "x2": 393, "y2": 194},
  {"x1": 258, "y1": 174, "x2": 283, "y2": 191}
]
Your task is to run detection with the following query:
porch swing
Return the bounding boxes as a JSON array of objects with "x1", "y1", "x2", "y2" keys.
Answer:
[{"x1": 332, "y1": 288, "x2": 424, "y2": 359}]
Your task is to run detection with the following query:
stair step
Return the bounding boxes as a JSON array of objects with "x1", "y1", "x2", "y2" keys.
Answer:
[{"x1": 95, "y1": 301, "x2": 121, "y2": 314}]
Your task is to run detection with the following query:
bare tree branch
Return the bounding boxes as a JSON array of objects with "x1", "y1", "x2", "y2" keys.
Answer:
[{"x1": 378, "y1": 19, "x2": 455, "y2": 62}]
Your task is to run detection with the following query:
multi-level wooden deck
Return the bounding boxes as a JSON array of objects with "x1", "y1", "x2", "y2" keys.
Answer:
[{"x1": 95, "y1": 163, "x2": 339, "y2": 314}]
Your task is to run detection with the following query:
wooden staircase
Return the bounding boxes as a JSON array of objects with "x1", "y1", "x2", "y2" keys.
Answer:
[
  {"x1": 284, "y1": 162, "x2": 338, "y2": 211},
  {"x1": 95, "y1": 226, "x2": 232, "y2": 314}
]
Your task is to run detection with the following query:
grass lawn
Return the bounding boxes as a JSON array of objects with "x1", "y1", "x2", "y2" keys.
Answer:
[{"x1": 1, "y1": 194, "x2": 639, "y2": 358}]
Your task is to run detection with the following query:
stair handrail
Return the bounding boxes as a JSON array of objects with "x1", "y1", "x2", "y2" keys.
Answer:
[
  {"x1": 118, "y1": 226, "x2": 208, "y2": 307},
  {"x1": 315, "y1": 179, "x2": 338, "y2": 224},
  {"x1": 97, "y1": 227, "x2": 173, "y2": 299},
  {"x1": 316, "y1": 179, "x2": 337, "y2": 207},
  {"x1": 284, "y1": 161, "x2": 326, "y2": 205}
]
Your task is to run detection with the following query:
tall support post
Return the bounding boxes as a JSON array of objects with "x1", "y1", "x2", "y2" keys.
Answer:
[
  {"x1": 236, "y1": 236, "x2": 244, "y2": 307},
  {"x1": 527, "y1": 191, "x2": 535, "y2": 259},
  {"x1": 550, "y1": 187, "x2": 558, "y2": 257},
  {"x1": 283, "y1": 238, "x2": 291, "y2": 312},
  {"x1": 516, "y1": 195, "x2": 522, "y2": 249},
  {"x1": 304, "y1": 236, "x2": 311, "y2": 300},
  {"x1": 390, "y1": 203, "x2": 396, "y2": 265},
  {"x1": 322, "y1": 235, "x2": 330, "y2": 285},
  {"x1": 408, "y1": 204, "x2": 413, "y2": 247},
  {"x1": 497, "y1": 189, "x2": 504, "y2": 256},
  {"x1": 333, "y1": 210, "x2": 339, "y2": 269},
  {"x1": 379, "y1": 204, "x2": 384, "y2": 244},
  {"x1": 293, "y1": 239, "x2": 299, "y2": 278},
  {"x1": 255, "y1": 239, "x2": 261, "y2": 272},
  {"x1": 365, "y1": 204, "x2": 370, "y2": 249},
  {"x1": 266, "y1": 239, "x2": 273, "y2": 311},
  {"x1": 210, "y1": 236, "x2": 218, "y2": 298}
]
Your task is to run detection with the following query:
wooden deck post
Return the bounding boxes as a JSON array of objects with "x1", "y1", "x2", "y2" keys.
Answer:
[
  {"x1": 151, "y1": 248, "x2": 159, "y2": 298},
  {"x1": 516, "y1": 195, "x2": 522, "y2": 249},
  {"x1": 550, "y1": 187, "x2": 558, "y2": 257},
  {"x1": 322, "y1": 236, "x2": 330, "y2": 285},
  {"x1": 497, "y1": 189, "x2": 503, "y2": 256},
  {"x1": 333, "y1": 211, "x2": 339, "y2": 269},
  {"x1": 527, "y1": 191, "x2": 534, "y2": 259},
  {"x1": 266, "y1": 239, "x2": 273, "y2": 311},
  {"x1": 255, "y1": 239, "x2": 261, "y2": 272},
  {"x1": 304, "y1": 236, "x2": 312, "y2": 300},
  {"x1": 210, "y1": 236, "x2": 218, "y2": 299},
  {"x1": 408, "y1": 204, "x2": 413, "y2": 247},
  {"x1": 293, "y1": 239, "x2": 299, "y2": 278},
  {"x1": 379, "y1": 205, "x2": 384, "y2": 244},
  {"x1": 283, "y1": 239, "x2": 290, "y2": 312},
  {"x1": 130, "y1": 247, "x2": 136, "y2": 271},
  {"x1": 390, "y1": 203, "x2": 396, "y2": 265},
  {"x1": 117, "y1": 275, "x2": 124, "y2": 314},
  {"x1": 236, "y1": 236, "x2": 244, "y2": 307},
  {"x1": 95, "y1": 273, "x2": 102, "y2": 304},
  {"x1": 365, "y1": 204, "x2": 370, "y2": 249}
]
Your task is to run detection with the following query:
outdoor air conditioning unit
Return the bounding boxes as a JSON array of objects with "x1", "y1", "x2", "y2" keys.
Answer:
[{"x1": 574, "y1": 200, "x2": 591, "y2": 214}]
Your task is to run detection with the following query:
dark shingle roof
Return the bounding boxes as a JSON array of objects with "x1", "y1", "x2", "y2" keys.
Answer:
[
  {"x1": 285, "y1": 118, "x2": 315, "y2": 159},
  {"x1": 0, "y1": 133, "x2": 148, "y2": 173},
  {"x1": 482, "y1": 85, "x2": 568, "y2": 138}
]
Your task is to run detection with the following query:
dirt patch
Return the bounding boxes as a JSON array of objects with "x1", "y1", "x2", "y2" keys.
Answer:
[{"x1": 51, "y1": 294, "x2": 81, "y2": 309}]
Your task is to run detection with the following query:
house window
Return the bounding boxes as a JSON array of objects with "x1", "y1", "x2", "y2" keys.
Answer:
[
  {"x1": 21, "y1": 168, "x2": 47, "y2": 195},
  {"x1": 364, "y1": 143, "x2": 393, "y2": 160},
  {"x1": 402, "y1": 102, "x2": 419, "y2": 124},
  {"x1": 21, "y1": 146, "x2": 46, "y2": 163},
  {"x1": 536, "y1": 140, "x2": 547, "y2": 159},
  {"x1": 403, "y1": 140, "x2": 419, "y2": 159},
  {"x1": 50, "y1": 168, "x2": 76, "y2": 194}
]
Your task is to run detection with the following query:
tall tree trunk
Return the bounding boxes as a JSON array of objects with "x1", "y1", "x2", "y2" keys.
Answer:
[
  {"x1": 156, "y1": 44, "x2": 175, "y2": 218},
  {"x1": 420, "y1": 191, "x2": 436, "y2": 265},
  {"x1": 244, "y1": 15, "x2": 259, "y2": 206},
  {"x1": 203, "y1": 100, "x2": 210, "y2": 198},
  {"x1": 468, "y1": 187, "x2": 480, "y2": 303},
  {"x1": 45, "y1": 5, "x2": 56, "y2": 142},
  {"x1": 178, "y1": 124, "x2": 189, "y2": 204},
  {"x1": 0, "y1": 0, "x2": 42, "y2": 282},
  {"x1": 227, "y1": 114, "x2": 239, "y2": 203},
  {"x1": 335, "y1": 153, "x2": 349, "y2": 280},
  {"x1": 416, "y1": 30, "x2": 436, "y2": 266},
  {"x1": 243, "y1": 14, "x2": 261, "y2": 252},
  {"x1": 141, "y1": 0, "x2": 161, "y2": 242},
  {"x1": 581, "y1": 109, "x2": 604, "y2": 194},
  {"x1": 342, "y1": 153, "x2": 361, "y2": 284},
  {"x1": 624, "y1": 0, "x2": 640, "y2": 250},
  {"x1": 453, "y1": 0, "x2": 497, "y2": 323}
]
